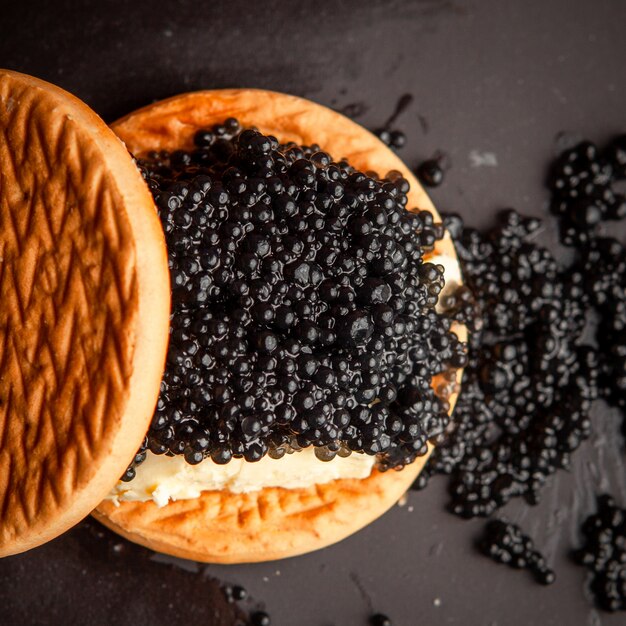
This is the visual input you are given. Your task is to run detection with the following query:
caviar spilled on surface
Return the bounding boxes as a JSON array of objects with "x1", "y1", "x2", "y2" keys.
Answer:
[
  {"x1": 416, "y1": 209, "x2": 599, "y2": 517},
  {"x1": 573, "y1": 495, "x2": 626, "y2": 613},
  {"x1": 480, "y1": 520, "x2": 556, "y2": 585},
  {"x1": 548, "y1": 136, "x2": 626, "y2": 421},
  {"x1": 418, "y1": 139, "x2": 626, "y2": 512},
  {"x1": 121, "y1": 118, "x2": 466, "y2": 479},
  {"x1": 413, "y1": 136, "x2": 626, "y2": 609}
]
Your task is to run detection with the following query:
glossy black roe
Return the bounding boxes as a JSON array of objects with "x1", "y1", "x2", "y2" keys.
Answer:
[
  {"x1": 548, "y1": 139, "x2": 626, "y2": 245},
  {"x1": 580, "y1": 239, "x2": 626, "y2": 416},
  {"x1": 416, "y1": 209, "x2": 599, "y2": 518},
  {"x1": 125, "y1": 119, "x2": 465, "y2": 475},
  {"x1": 228, "y1": 585, "x2": 248, "y2": 602},
  {"x1": 574, "y1": 495, "x2": 626, "y2": 612},
  {"x1": 370, "y1": 614, "x2": 393, "y2": 626},
  {"x1": 374, "y1": 128, "x2": 406, "y2": 150},
  {"x1": 250, "y1": 611, "x2": 271, "y2": 626},
  {"x1": 416, "y1": 159, "x2": 444, "y2": 188},
  {"x1": 480, "y1": 520, "x2": 556, "y2": 585},
  {"x1": 546, "y1": 136, "x2": 626, "y2": 433},
  {"x1": 414, "y1": 135, "x2": 626, "y2": 599}
]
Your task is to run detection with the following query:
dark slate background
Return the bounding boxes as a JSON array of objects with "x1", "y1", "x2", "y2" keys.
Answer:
[{"x1": 1, "y1": 1, "x2": 625, "y2": 624}]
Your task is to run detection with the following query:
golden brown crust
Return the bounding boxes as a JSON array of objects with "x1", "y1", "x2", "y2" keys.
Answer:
[
  {"x1": 94, "y1": 453, "x2": 429, "y2": 563},
  {"x1": 96, "y1": 89, "x2": 466, "y2": 563},
  {"x1": 111, "y1": 88, "x2": 438, "y2": 215},
  {"x1": 0, "y1": 70, "x2": 171, "y2": 556}
]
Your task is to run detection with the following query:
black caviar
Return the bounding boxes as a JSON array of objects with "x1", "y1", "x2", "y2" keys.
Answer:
[
  {"x1": 416, "y1": 159, "x2": 445, "y2": 188},
  {"x1": 415, "y1": 136, "x2": 626, "y2": 519},
  {"x1": 250, "y1": 611, "x2": 271, "y2": 626},
  {"x1": 375, "y1": 128, "x2": 407, "y2": 150},
  {"x1": 370, "y1": 613, "x2": 392, "y2": 626},
  {"x1": 411, "y1": 135, "x2": 626, "y2": 603},
  {"x1": 547, "y1": 138, "x2": 626, "y2": 424},
  {"x1": 480, "y1": 520, "x2": 555, "y2": 585},
  {"x1": 573, "y1": 495, "x2": 626, "y2": 612},
  {"x1": 228, "y1": 585, "x2": 248, "y2": 602},
  {"x1": 122, "y1": 118, "x2": 466, "y2": 478},
  {"x1": 581, "y1": 238, "x2": 626, "y2": 418},
  {"x1": 548, "y1": 138, "x2": 626, "y2": 246},
  {"x1": 374, "y1": 93, "x2": 413, "y2": 151},
  {"x1": 415, "y1": 209, "x2": 599, "y2": 517}
]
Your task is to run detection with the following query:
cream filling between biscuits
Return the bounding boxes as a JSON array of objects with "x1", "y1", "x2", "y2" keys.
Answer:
[{"x1": 107, "y1": 449, "x2": 376, "y2": 507}]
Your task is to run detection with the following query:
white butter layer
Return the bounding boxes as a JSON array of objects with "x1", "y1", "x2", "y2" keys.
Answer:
[
  {"x1": 108, "y1": 448, "x2": 376, "y2": 508},
  {"x1": 108, "y1": 254, "x2": 458, "y2": 509},
  {"x1": 429, "y1": 253, "x2": 463, "y2": 312}
]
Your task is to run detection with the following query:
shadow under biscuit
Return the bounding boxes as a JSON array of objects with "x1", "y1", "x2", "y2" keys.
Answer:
[{"x1": 0, "y1": 519, "x2": 247, "y2": 626}]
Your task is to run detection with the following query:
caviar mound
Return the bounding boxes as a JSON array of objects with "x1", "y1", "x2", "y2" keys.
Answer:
[
  {"x1": 0, "y1": 70, "x2": 170, "y2": 556},
  {"x1": 123, "y1": 121, "x2": 467, "y2": 473},
  {"x1": 95, "y1": 89, "x2": 466, "y2": 563}
]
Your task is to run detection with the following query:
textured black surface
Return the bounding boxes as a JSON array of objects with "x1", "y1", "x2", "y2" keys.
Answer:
[{"x1": 1, "y1": 1, "x2": 625, "y2": 625}]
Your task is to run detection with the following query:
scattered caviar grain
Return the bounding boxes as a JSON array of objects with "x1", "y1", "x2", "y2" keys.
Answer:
[
  {"x1": 375, "y1": 128, "x2": 392, "y2": 146},
  {"x1": 374, "y1": 128, "x2": 406, "y2": 150},
  {"x1": 250, "y1": 611, "x2": 271, "y2": 626},
  {"x1": 389, "y1": 130, "x2": 406, "y2": 149},
  {"x1": 370, "y1": 613, "x2": 392, "y2": 626},
  {"x1": 417, "y1": 209, "x2": 598, "y2": 517},
  {"x1": 480, "y1": 520, "x2": 556, "y2": 585},
  {"x1": 573, "y1": 495, "x2": 626, "y2": 612},
  {"x1": 230, "y1": 585, "x2": 248, "y2": 601},
  {"x1": 416, "y1": 159, "x2": 444, "y2": 188},
  {"x1": 414, "y1": 133, "x2": 626, "y2": 600}
]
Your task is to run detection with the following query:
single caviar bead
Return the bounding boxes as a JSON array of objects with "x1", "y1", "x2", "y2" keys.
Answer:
[
  {"x1": 250, "y1": 611, "x2": 271, "y2": 626},
  {"x1": 416, "y1": 159, "x2": 444, "y2": 188},
  {"x1": 389, "y1": 130, "x2": 406, "y2": 149},
  {"x1": 416, "y1": 208, "x2": 601, "y2": 518},
  {"x1": 370, "y1": 613, "x2": 393, "y2": 626},
  {"x1": 230, "y1": 585, "x2": 247, "y2": 601},
  {"x1": 374, "y1": 128, "x2": 392, "y2": 146}
]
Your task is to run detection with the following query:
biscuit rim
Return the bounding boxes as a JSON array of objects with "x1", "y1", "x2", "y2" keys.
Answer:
[
  {"x1": 92, "y1": 453, "x2": 432, "y2": 564},
  {"x1": 0, "y1": 70, "x2": 171, "y2": 557},
  {"x1": 94, "y1": 88, "x2": 466, "y2": 563}
]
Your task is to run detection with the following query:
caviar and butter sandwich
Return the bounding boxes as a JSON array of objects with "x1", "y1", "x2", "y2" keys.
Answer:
[
  {"x1": 95, "y1": 90, "x2": 468, "y2": 562},
  {"x1": 0, "y1": 70, "x2": 466, "y2": 563}
]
